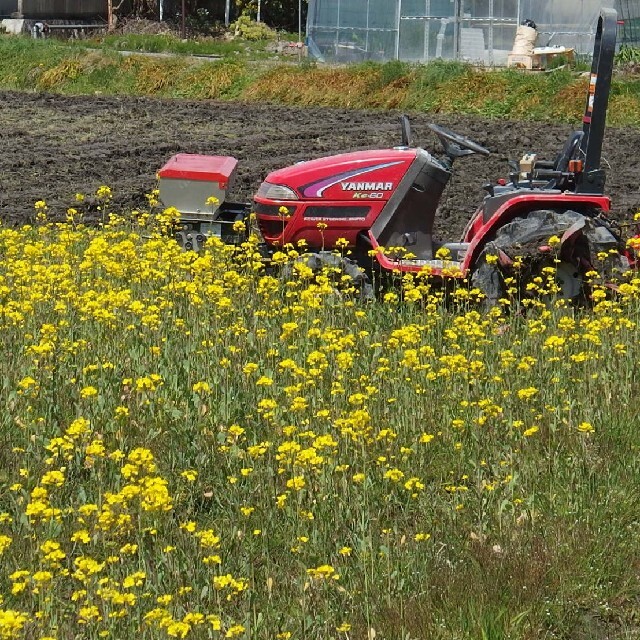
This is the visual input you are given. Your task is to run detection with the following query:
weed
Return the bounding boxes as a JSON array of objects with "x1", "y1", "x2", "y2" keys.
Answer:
[
  {"x1": 37, "y1": 59, "x2": 82, "y2": 90},
  {"x1": 616, "y1": 44, "x2": 640, "y2": 64},
  {"x1": 176, "y1": 60, "x2": 247, "y2": 100},
  {"x1": 378, "y1": 59, "x2": 412, "y2": 87},
  {"x1": 417, "y1": 59, "x2": 471, "y2": 86},
  {"x1": 1, "y1": 37, "x2": 640, "y2": 125},
  {"x1": 122, "y1": 55, "x2": 188, "y2": 95}
]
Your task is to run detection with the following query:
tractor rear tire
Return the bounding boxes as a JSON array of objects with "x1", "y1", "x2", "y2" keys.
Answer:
[{"x1": 471, "y1": 209, "x2": 622, "y2": 308}]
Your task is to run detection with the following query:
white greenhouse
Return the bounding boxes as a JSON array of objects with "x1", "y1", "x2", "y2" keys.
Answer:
[{"x1": 306, "y1": 0, "x2": 638, "y2": 65}]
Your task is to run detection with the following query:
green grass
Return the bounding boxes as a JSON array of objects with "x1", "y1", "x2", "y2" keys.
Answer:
[
  {"x1": 1, "y1": 34, "x2": 640, "y2": 123},
  {"x1": 91, "y1": 33, "x2": 274, "y2": 58}
]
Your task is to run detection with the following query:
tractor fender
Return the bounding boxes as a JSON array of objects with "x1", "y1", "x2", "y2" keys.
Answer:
[{"x1": 461, "y1": 193, "x2": 611, "y2": 271}]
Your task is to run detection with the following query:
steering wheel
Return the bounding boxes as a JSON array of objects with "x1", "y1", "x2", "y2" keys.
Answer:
[{"x1": 428, "y1": 123, "x2": 491, "y2": 157}]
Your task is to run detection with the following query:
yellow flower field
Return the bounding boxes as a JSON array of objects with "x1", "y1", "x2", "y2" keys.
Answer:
[{"x1": 0, "y1": 195, "x2": 639, "y2": 639}]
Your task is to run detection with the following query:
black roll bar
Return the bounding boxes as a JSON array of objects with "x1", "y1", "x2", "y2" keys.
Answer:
[{"x1": 576, "y1": 7, "x2": 617, "y2": 194}]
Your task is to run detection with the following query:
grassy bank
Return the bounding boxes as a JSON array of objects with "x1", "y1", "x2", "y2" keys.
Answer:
[
  {"x1": 1, "y1": 36, "x2": 640, "y2": 124},
  {"x1": 0, "y1": 201, "x2": 639, "y2": 638}
]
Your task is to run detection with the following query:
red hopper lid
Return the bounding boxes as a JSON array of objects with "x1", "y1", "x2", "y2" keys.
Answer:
[{"x1": 158, "y1": 154, "x2": 238, "y2": 188}]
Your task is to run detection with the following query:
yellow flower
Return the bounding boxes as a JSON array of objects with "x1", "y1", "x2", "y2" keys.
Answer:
[
  {"x1": 0, "y1": 609, "x2": 29, "y2": 635},
  {"x1": 96, "y1": 185, "x2": 112, "y2": 200},
  {"x1": 228, "y1": 424, "x2": 245, "y2": 437},
  {"x1": 119, "y1": 543, "x2": 139, "y2": 556},
  {"x1": 286, "y1": 475, "x2": 306, "y2": 491},
  {"x1": 180, "y1": 470, "x2": 198, "y2": 482},
  {"x1": 0, "y1": 535, "x2": 12, "y2": 555},
  {"x1": 122, "y1": 571, "x2": 146, "y2": 588},
  {"x1": 32, "y1": 570, "x2": 53, "y2": 584},
  {"x1": 435, "y1": 246, "x2": 451, "y2": 260},
  {"x1": 17, "y1": 376, "x2": 38, "y2": 390},
  {"x1": 195, "y1": 529, "x2": 220, "y2": 549},
  {"x1": 517, "y1": 387, "x2": 538, "y2": 400},
  {"x1": 41, "y1": 469, "x2": 65, "y2": 487},
  {"x1": 243, "y1": 362, "x2": 259, "y2": 374},
  {"x1": 577, "y1": 421, "x2": 595, "y2": 434},
  {"x1": 71, "y1": 530, "x2": 91, "y2": 544},
  {"x1": 383, "y1": 468, "x2": 404, "y2": 482},
  {"x1": 306, "y1": 564, "x2": 339, "y2": 580},
  {"x1": 192, "y1": 381, "x2": 211, "y2": 394},
  {"x1": 166, "y1": 621, "x2": 190, "y2": 638}
]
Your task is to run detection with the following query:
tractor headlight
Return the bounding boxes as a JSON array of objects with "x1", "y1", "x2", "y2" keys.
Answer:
[{"x1": 257, "y1": 182, "x2": 299, "y2": 200}]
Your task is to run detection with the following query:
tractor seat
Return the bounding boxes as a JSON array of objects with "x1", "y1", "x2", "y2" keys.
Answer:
[{"x1": 536, "y1": 131, "x2": 584, "y2": 171}]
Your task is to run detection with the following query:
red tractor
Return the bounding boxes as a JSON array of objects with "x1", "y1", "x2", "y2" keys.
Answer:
[{"x1": 158, "y1": 8, "x2": 632, "y2": 304}]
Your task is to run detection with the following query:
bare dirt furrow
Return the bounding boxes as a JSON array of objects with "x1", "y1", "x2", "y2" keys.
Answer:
[{"x1": 1, "y1": 91, "x2": 639, "y2": 238}]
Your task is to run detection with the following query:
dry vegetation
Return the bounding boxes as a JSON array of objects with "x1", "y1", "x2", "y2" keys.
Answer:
[{"x1": 2, "y1": 37, "x2": 640, "y2": 125}]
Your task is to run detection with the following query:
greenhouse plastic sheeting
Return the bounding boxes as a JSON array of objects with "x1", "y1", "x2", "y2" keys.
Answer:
[{"x1": 306, "y1": 0, "x2": 618, "y2": 64}]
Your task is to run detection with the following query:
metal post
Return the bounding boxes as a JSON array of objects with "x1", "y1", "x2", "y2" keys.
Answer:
[
  {"x1": 488, "y1": 0, "x2": 494, "y2": 65},
  {"x1": 16, "y1": 0, "x2": 23, "y2": 18},
  {"x1": 365, "y1": 0, "x2": 370, "y2": 53},
  {"x1": 160, "y1": 0, "x2": 164, "y2": 22},
  {"x1": 395, "y1": 0, "x2": 401, "y2": 60},
  {"x1": 107, "y1": 0, "x2": 113, "y2": 31},
  {"x1": 181, "y1": 0, "x2": 186, "y2": 39},
  {"x1": 453, "y1": 0, "x2": 461, "y2": 60},
  {"x1": 225, "y1": 0, "x2": 231, "y2": 27},
  {"x1": 336, "y1": 0, "x2": 341, "y2": 55},
  {"x1": 423, "y1": 0, "x2": 430, "y2": 62},
  {"x1": 298, "y1": 0, "x2": 302, "y2": 43},
  {"x1": 257, "y1": 0, "x2": 261, "y2": 22}
]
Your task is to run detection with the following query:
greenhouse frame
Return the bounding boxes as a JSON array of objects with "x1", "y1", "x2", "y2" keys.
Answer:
[{"x1": 306, "y1": 0, "x2": 639, "y2": 65}]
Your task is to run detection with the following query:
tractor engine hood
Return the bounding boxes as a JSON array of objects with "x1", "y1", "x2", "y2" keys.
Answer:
[{"x1": 257, "y1": 149, "x2": 418, "y2": 202}]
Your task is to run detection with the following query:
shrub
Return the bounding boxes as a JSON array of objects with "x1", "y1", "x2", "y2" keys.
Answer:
[{"x1": 231, "y1": 15, "x2": 275, "y2": 41}]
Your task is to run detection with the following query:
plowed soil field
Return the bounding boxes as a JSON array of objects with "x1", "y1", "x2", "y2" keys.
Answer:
[{"x1": 1, "y1": 91, "x2": 639, "y2": 238}]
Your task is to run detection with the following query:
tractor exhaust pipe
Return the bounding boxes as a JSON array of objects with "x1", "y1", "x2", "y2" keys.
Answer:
[{"x1": 400, "y1": 115, "x2": 412, "y2": 147}]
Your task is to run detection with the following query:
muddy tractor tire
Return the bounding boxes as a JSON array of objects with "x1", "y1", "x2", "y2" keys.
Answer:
[{"x1": 471, "y1": 209, "x2": 623, "y2": 307}]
